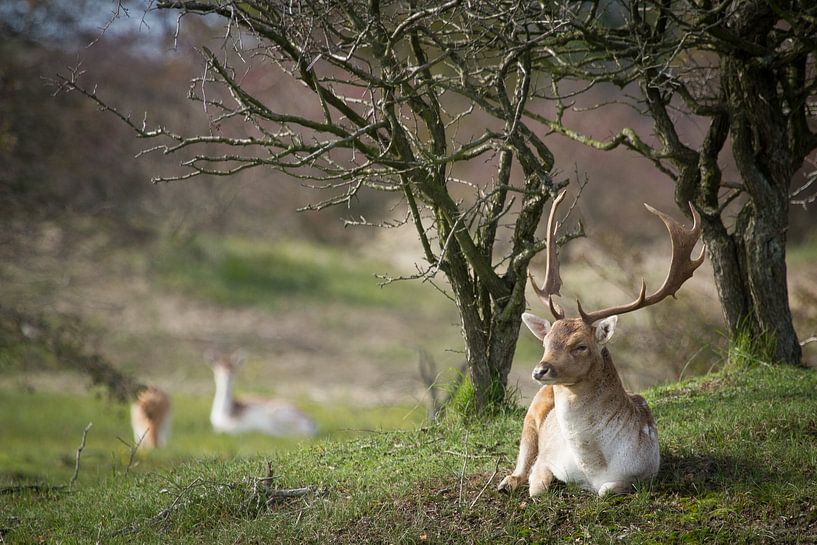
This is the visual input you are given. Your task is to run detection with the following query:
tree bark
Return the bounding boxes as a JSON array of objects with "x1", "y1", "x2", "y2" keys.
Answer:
[
  {"x1": 698, "y1": 216, "x2": 751, "y2": 337},
  {"x1": 717, "y1": 25, "x2": 803, "y2": 365},
  {"x1": 442, "y1": 216, "x2": 527, "y2": 411},
  {"x1": 661, "y1": 2, "x2": 806, "y2": 367}
]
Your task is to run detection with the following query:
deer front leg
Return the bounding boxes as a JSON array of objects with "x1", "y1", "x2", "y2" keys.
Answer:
[
  {"x1": 528, "y1": 459, "x2": 555, "y2": 498},
  {"x1": 498, "y1": 417, "x2": 538, "y2": 493},
  {"x1": 498, "y1": 386, "x2": 554, "y2": 494}
]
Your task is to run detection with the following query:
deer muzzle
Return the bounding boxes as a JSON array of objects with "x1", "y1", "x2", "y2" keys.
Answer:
[{"x1": 533, "y1": 363, "x2": 556, "y2": 382}]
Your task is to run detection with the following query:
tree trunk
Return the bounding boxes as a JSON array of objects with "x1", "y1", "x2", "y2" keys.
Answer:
[
  {"x1": 441, "y1": 153, "x2": 551, "y2": 411},
  {"x1": 701, "y1": 206, "x2": 802, "y2": 365},
  {"x1": 718, "y1": 45, "x2": 803, "y2": 366},
  {"x1": 679, "y1": 72, "x2": 804, "y2": 366},
  {"x1": 446, "y1": 252, "x2": 525, "y2": 410},
  {"x1": 698, "y1": 215, "x2": 751, "y2": 335},
  {"x1": 440, "y1": 216, "x2": 501, "y2": 410},
  {"x1": 457, "y1": 287, "x2": 525, "y2": 412},
  {"x1": 740, "y1": 204, "x2": 801, "y2": 365}
]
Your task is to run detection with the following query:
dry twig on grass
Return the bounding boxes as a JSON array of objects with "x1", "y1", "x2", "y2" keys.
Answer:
[
  {"x1": 117, "y1": 430, "x2": 146, "y2": 474},
  {"x1": 458, "y1": 429, "x2": 469, "y2": 508},
  {"x1": 469, "y1": 458, "x2": 501, "y2": 510},
  {"x1": 69, "y1": 423, "x2": 93, "y2": 490},
  {"x1": 104, "y1": 466, "x2": 325, "y2": 541},
  {"x1": 0, "y1": 422, "x2": 93, "y2": 495}
]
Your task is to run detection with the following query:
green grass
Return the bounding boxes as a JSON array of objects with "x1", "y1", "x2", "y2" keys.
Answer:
[
  {"x1": 3, "y1": 364, "x2": 817, "y2": 544},
  {"x1": 150, "y1": 236, "x2": 443, "y2": 311},
  {"x1": 0, "y1": 387, "x2": 424, "y2": 485}
]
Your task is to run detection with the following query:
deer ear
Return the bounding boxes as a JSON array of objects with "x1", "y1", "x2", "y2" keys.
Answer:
[
  {"x1": 230, "y1": 349, "x2": 247, "y2": 367},
  {"x1": 522, "y1": 312, "x2": 551, "y2": 341},
  {"x1": 594, "y1": 316, "x2": 618, "y2": 344}
]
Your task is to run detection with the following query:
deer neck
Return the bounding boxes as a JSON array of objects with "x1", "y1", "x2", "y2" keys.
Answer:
[
  {"x1": 212, "y1": 371, "x2": 236, "y2": 418},
  {"x1": 553, "y1": 347, "x2": 630, "y2": 430}
]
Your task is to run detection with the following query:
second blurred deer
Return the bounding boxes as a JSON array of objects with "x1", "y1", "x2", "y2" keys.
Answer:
[{"x1": 206, "y1": 350, "x2": 317, "y2": 437}]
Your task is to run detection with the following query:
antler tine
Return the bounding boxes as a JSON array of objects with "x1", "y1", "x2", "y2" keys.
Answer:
[
  {"x1": 529, "y1": 190, "x2": 567, "y2": 320},
  {"x1": 578, "y1": 202, "x2": 705, "y2": 324},
  {"x1": 578, "y1": 280, "x2": 646, "y2": 323},
  {"x1": 549, "y1": 296, "x2": 565, "y2": 321}
]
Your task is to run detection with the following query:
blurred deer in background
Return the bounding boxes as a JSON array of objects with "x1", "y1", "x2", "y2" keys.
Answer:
[
  {"x1": 206, "y1": 350, "x2": 317, "y2": 437},
  {"x1": 130, "y1": 385, "x2": 171, "y2": 449},
  {"x1": 498, "y1": 191, "x2": 704, "y2": 497}
]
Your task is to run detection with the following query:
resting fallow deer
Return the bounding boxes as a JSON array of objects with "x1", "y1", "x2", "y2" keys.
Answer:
[
  {"x1": 207, "y1": 350, "x2": 317, "y2": 437},
  {"x1": 130, "y1": 385, "x2": 171, "y2": 449},
  {"x1": 498, "y1": 191, "x2": 704, "y2": 497}
]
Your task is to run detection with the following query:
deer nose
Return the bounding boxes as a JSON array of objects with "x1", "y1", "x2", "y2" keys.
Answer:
[{"x1": 533, "y1": 364, "x2": 555, "y2": 381}]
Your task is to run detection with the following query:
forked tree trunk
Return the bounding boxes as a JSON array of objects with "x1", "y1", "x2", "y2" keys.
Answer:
[
  {"x1": 445, "y1": 244, "x2": 526, "y2": 410},
  {"x1": 437, "y1": 155, "x2": 551, "y2": 411},
  {"x1": 703, "y1": 208, "x2": 802, "y2": 366},
  {"x1": 700, "y1": 45, "x2": 804, "y2": 366},
  {"x1": 668, "y1": 2, "x2": 805, "y2": 368}
]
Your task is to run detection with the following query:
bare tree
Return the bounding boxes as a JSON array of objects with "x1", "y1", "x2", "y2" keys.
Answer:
[
  {"x1": 514, "y1": 0, "x2": 816, "y2": 365},
  {"x1": 61, "y1": 1, "x2": 587, "y2": 410}
]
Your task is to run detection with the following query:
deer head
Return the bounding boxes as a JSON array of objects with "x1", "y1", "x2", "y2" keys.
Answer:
[
  {"x1": 521, "y1": 312, "x2": 618, "y2": 385},
  {"x1": 205, "y1": 349, "x2": 247, "y2": 380},
  {"x1": 523, "y1": 191, "x2": 704, "y2": 384}
]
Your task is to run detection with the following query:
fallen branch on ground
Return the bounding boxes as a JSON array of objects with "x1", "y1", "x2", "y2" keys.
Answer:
[{"x1": 103, "y1": 465, "x2": 325, "y2": 540}]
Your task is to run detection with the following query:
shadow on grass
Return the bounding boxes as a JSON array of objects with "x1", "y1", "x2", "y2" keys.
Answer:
[{"x1": 655, "y1": 451, "x2": 778, "y2": 494}]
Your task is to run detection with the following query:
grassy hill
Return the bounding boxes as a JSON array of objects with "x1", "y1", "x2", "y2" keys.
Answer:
[
  {"x1": 3, "y1": 362, "x2": 816, "y2": 544},
  {"x1": 2, "y1": 226, "x2": 815, "y2": 544}
]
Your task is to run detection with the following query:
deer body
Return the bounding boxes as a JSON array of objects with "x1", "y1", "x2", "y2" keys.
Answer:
[
  {"x1": 130, "y1": 386, "x2": 171, "y2": 449},
  {"x1": 550, "y1": 349, "x2": 659, "y2": 492},
  {"x1": 208, "y1": 352, "x2": 317, "y2": 437},
  {"x1": 498, "y1": 191, "x2": 702, "y2": 497},
  {"x1": 502, "y1": 316, "x2": 659, "y2": 496},
  {"x1": 547, "y1": 383, "x2": 659, "y2": 493},
  {"x1": 538, "y1": 389, "x2": 659, "y2": 495}
]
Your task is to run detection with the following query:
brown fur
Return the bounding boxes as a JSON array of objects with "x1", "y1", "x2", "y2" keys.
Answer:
[
  {"x1": 131, "y1": 386, "x2": 171, "y2": 448},
  {"x1": 500, "y1": 316, "x2": 660, "y2": 497},
  {"x1": 230, "y1": 398, "x2": 248, "y2": 417}
]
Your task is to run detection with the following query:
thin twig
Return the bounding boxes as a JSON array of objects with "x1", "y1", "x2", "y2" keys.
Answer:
[
  {"x1": 443, "y1": 450, "x2": 496, "y2": 459},
  {"x1": 264, "y1": 486, "x2": 316, "y2": 504},
  {"x1": 117, "y1": 430, "x2": 147, "y2": 474},
  {"x1": 69, "y1": 423, "x2": 93, "y2": 490},
  {"x1": 457, "y1": 429, "x2": 469, "y2": 507},
  {"x1": 469, "y1": 458, "x2": 501, "y2": 510}
]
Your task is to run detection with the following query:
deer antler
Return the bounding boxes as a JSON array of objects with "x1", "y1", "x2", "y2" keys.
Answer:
[
  {"x1": 529, "y1": 190, "x2": 567, "y2": 320},
  {"x1": 577, "y1": 202, "x2": 705, "y2": 324}
]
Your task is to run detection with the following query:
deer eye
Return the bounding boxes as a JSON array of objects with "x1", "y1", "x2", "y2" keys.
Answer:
[{"x1": 573, "y1": 345, "x2": 588, "y2": 353}]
